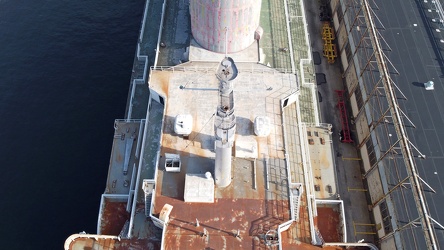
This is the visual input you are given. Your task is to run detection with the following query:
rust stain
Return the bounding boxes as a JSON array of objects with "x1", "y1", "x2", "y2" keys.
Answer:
[
  {"x1": 154, "y1": 194, "x2": 291, "y2": 250},
  {"x1": 319, "y1": 140, "x2": 330, "y2": 169},
  {"x1": 69, "y1": 237, "x2": 162, "y2": 250},
  {"x1": 115, "y1": 153, "x2": 123, "y2": 163},
  {"x1": 153, "y1": 71, "x2": 171, "y2": 98},
  {"x1": 100, "y1": 202, "x2": 129, "y2": 236},
  {"x1": 316, "y1": 206, "x2": 342, "y2": 242}
]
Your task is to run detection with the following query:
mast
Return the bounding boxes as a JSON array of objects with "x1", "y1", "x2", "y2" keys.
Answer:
[{"x1": 214, "y1": 57, "x2": 238, "y2": 187}]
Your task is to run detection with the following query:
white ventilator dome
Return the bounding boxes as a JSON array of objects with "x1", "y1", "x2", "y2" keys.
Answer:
[
  {"x1": 174, "y1": 114, "x2": 193, "y2": 135},
  {"x1": 254, "y1": 116, "x2": 271, "y2": 137}
]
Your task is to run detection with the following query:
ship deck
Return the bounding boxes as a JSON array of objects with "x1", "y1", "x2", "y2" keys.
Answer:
[
  {"x1": 65, "y1": 0, "x2": 362, "y2": 248},
  {"x1": 148, "y1": 56, "x2": 342, "y2": 248},
  {"x1": 149, "y1": 62, "x2": 296, "y2": 249}
]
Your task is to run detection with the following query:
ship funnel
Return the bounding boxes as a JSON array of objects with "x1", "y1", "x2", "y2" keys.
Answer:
[{"x1": 189, "y1": 0, "x2": 262, "y2": 53}]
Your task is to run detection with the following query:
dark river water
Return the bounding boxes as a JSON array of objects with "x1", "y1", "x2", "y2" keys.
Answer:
[{"x1": 0, "y1": 0, "x2": 144, "y2": 249}]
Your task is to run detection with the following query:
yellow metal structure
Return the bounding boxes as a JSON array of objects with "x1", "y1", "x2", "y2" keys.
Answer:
[
  {"x1": 321, "y1": 22, "x2": 337, "y2": 64},
  {"x1": 322, "y1": 22, "x2": 335, "y2": 40}
]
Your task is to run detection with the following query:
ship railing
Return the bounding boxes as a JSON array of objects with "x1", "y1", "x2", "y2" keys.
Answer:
[
  {"x1": 118, "y1": 220, "x2": 130, "y2": 239},
  {"x1": 150, "y1": 65, "x2": 296, "y2": 74},
  {"x1": 298, "y1": 0, "x2": 315, "y2": 85},
  {"x1": 282, "y1": 0, "x2": 321, "y2": 127},
  {"x1": 293, "y1": 0, "x2": 314, "y2": 83},
  {"x1": 114, "y1": 118, "x2": 145, "y2": 125},
  {"x1": 127, "y1": 43, "x2": 148, "y2": 121},
  {"x1": 284, "y1": 154, "x2": 296, "y2": 220},
  {"x1": 126, "y1": 0, "x2": 167, "y2": 235},
  {"x1": 160, "y1": 224, "x2": 167, "y2": 250},
  {"x1": 280, "y1": 87, "x2": 317, "y2": 244},
  {"x1": 150, "y1": 213, "x2": 165, "y2": 229},
  {"x1": 126, "y1": 0, "x2": 150, "y2": 120},
  {"x1": 303, "y1": 123, "x2": 332, "y2": 130},
  {"x1": 316, "y1": 199, "x2": 347, "y2": 243},
  {"x1": 127, "y1": 110, "x2": 157, "y2": 238},
  {"x1": 96, "y1": 194, "x2": 130, "y2": 235},
  {"x1": 300, "y1": 59, "x2": 315, "y2": 84},
  {"x1": 129, "y1": 109, "x2": 164, "y2": 237},
  {"x1": 137, "y1": 0, "x2": 148, "y2": 44},
  {"x1": 297, "y1": 123, "x2": 317, "y2": 244},
  {"x1": 287, "y1": 0, "x2": 319, "y2": 126},
  {"x1": 283, "y1": 0, "x2": 296, "y2": 74},
  {"x1": 153, "y1": 0, "x2": 167, "y2": 68},
  {"x1": 144, "y1": 193, "x2": 151, "y2": 217},
  {"x1": 291, "y1": 0, "x2": 322, "y2": 242},
  {"x1": 127, "y1": 120, "x2": 149, "y2": 237},
  {"x1": 97, "y1": 194, "x2": 106, "y2": 234},
  {"x1": 275, "y1": 154, "x2": 303, "y2": 250},
  {"x1": 277, "y1": 220, "x2": 294, "y2": 250},
  {"x1": 64, "y1": 234, "x2": 121, "y2": 250}
]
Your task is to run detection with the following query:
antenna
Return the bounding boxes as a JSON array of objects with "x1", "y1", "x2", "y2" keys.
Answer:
[{"x1": 225, "y1": 27, "x2": 228, "y2": 58}]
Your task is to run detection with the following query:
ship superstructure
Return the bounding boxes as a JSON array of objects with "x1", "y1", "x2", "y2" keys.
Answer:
[{"x1": 64, "y1": 0, "x2": 387, "y2": 249}]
